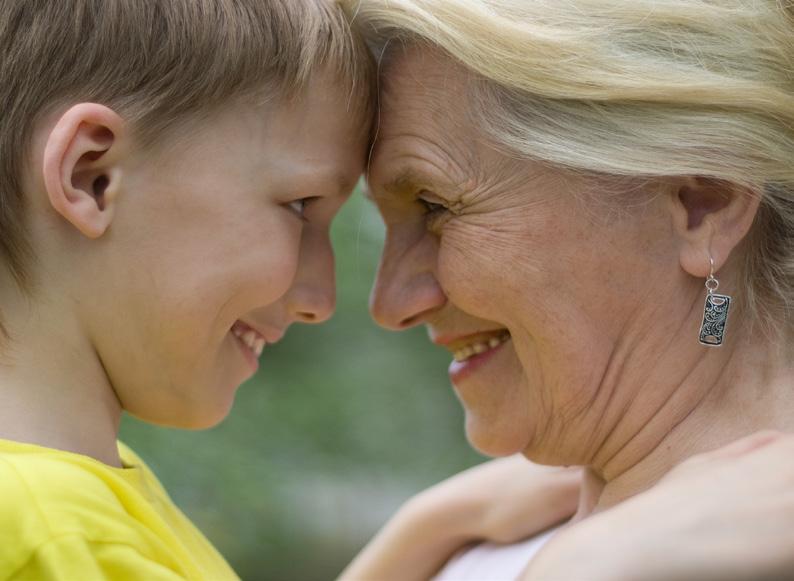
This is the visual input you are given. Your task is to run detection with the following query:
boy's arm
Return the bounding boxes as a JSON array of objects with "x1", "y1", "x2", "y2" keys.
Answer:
[{"x1": 339, "y1": 456, "x2": 581, "y2": 581}]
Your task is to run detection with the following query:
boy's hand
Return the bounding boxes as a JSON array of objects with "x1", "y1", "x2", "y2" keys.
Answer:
[
  {"x1": 340, "y1": 457, "x2": 581, "y2": 581},
  {"x1": 411, "y1": 456, "x2": 581, "y2": 545},
  {"x1": 523, "y1": 431, "x2": 794, "y2": 581}
]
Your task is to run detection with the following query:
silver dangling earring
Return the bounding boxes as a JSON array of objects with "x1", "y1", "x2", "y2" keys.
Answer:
[{"x1": 698, "y1": 255, "x2": 732, "y2": 347}]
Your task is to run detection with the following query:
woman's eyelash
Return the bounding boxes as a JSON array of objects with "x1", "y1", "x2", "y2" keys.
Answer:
[{"x1": 418, "y1": 196, "x2": 447, "y2": 216}]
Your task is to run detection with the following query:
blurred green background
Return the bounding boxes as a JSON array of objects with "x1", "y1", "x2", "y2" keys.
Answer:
[{"x1": 120, "y1": 189, "x2": 484, "y2": 580}]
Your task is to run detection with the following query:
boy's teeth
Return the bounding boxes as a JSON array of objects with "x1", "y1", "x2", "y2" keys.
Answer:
[
  {"x1": 453, "y1": 333, "x2": 510, "y2": 363},
  {"x1": 232, "y1": 323, "x2": 267, "y2": 358}
]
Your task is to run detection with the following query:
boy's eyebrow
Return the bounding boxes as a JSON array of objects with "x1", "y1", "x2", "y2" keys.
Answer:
[{"x1": 306, "y1": 169, "x2": 359, "y2": 199}]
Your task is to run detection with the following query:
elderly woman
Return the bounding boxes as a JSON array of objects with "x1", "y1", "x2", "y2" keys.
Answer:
[{"x1": 340, "y1": 0, "x2": 794, "y2": 579}]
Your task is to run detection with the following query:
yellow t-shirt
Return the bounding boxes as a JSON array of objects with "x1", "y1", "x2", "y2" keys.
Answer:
[{"x1": 0, "y1": 439, "x2": 239, "y2": 580}]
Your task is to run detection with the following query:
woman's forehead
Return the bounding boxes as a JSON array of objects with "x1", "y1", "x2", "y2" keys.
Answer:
[
  {"x1": 380, "y1": 45, "x2": 472, "y2": 112},
  {"x1": 375, "y1": 52, "x2": 476, "y2": 153}
]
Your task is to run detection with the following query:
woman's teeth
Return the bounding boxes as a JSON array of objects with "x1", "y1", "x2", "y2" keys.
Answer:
[
  {"x1": 232, "y1": 325, "x2": 266, "y2": 357},
  {"x1": 453, "y1": 332, "x2": 510, "y2": 362}
]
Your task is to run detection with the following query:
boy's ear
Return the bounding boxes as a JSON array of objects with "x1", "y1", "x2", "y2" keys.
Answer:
[
  {"x1": 668, "y1": 177, "x2": 761, "y2": 278},
  {"x1": 42, "y1": 103, "x2": 126, "y2": 239}
]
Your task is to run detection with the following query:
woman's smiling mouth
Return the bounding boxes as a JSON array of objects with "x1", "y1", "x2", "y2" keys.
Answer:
[
  {"x1": 450, "y1": 331, "x2": 512, "y2": 362},
  {"x1": 435, "y1": 330, "x2": 512, "y2": 384}
]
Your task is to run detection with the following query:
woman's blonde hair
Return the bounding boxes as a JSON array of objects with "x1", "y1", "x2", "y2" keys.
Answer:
[{"x1": 344, "y1": 0, "x2": 794, "y2": 339}]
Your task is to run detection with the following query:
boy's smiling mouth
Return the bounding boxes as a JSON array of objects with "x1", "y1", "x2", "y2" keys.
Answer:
[{"x1": 231, "y1": 320, "x2": 267, "y2": 359}]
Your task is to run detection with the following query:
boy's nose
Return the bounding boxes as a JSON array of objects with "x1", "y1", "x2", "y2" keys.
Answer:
[
  {"x1": 287, "y1": 284, "x2": 336, "y2": 324},
  {"x1": 286, "y1": 228, "x2": 336, "y2": 324}
]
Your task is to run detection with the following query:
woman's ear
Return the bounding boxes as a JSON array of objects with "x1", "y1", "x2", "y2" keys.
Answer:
[
  {"x1": 668, "y1": 177, "x2": 761, "y2": 278},
  {"x1": 42, "y1": 103, "x2": 126, "y2": 239}
]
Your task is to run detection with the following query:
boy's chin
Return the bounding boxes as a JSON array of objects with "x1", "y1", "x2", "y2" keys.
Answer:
[
  {"x1": 173, "y1": 412, "x2": 230, "y2": 431},
  {"x1": 132, "y1": 397, "x2": 236, "y2": 431}
]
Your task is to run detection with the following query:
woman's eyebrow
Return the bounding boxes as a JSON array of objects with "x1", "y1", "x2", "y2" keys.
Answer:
[{"x1": 378, "y1": 168, "x2": 441, "y2": 198}]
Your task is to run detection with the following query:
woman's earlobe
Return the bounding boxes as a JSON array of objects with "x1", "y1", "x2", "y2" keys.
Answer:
[{"x1": 42, "y1": 104, "x2": 125, "y2": 239}]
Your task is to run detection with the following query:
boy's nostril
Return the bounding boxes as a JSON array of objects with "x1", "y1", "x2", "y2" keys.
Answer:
[
  {"x1": 400, "y1": 315, "x2": 418, "y2": 328},
  {"x1": 400, "y1": 306, "x2": 439, "y2": 329}
]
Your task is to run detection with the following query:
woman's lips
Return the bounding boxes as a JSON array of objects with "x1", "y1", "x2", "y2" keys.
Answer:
[
  {"x1": 446, "y1": 332, "x2": 511, "y2": 385},
  {"x1": 449, "y1": 340, "x2": 509, "y2": 384}
]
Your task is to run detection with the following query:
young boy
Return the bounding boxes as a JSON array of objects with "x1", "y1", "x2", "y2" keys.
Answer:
[{"x1": 0, "y1": 0, "x2": 372, "y2": 578}]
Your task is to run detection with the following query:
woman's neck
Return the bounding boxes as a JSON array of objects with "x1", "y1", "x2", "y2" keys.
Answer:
[{"x1": 588, "y1": 330, "x2": 794, "y2": 512}]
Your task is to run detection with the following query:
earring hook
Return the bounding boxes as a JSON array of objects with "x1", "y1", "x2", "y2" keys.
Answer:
[{"x1": 705, "y1": 254, "x2": 719, "y2": 293}]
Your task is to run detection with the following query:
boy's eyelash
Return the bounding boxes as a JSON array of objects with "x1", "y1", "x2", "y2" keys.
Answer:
[{"x1": 287, "y1": 196, "x2": 320, "y2": 221}]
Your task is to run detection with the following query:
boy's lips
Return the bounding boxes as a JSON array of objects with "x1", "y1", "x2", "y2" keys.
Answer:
[
  {"x1": 230, "y1": 320, "x2": 284, "y2": 360},
  {"x1": 231, "y1": 322, "x2": 266, "y2": 358}
]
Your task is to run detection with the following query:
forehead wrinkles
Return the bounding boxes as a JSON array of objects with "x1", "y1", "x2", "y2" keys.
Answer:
[{"x1": 372, "y1": 47, "x2": 480, "y2": 191}]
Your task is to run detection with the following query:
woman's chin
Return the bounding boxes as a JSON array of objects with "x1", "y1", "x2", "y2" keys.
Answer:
[{"x1": 464, "y1": 413, "x2": 532, "y2": 457}]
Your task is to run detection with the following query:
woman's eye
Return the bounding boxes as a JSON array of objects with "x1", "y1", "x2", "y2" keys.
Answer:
[{"x1": 418, "y1": 196, "x2": 447, "y2": 217}]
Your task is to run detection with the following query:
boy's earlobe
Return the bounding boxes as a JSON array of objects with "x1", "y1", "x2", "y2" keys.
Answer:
[{"x1": 42, "y1": 103, "x2": 126, "y2": 239}]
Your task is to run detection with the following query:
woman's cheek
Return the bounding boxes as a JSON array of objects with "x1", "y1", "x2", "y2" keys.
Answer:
[{"x1": 437, "y1": 226, "x2": 510, "y2": 315}]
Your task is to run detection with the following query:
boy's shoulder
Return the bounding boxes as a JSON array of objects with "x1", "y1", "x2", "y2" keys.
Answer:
[{"x1": 0, "y1": 441, "x2": 170, "y2": 577}]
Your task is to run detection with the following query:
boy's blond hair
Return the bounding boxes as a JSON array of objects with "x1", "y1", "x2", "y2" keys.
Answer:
[{"x1": 0, "y1": 0, "x2": 373, "y2": 290}]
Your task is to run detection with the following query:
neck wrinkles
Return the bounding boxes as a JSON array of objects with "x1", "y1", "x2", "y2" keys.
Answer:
[{"x1": 588, "y1": 328, "x2": 794, "y2": 512}]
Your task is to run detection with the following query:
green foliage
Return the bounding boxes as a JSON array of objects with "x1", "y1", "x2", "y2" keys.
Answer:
[{"x1": 120, "y1": 191, "x2": 484, "y2": 581}]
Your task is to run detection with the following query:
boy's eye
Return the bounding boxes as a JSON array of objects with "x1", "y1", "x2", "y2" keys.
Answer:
[{"x1": 287, "y1": 197, "x2": 319, "y2": 220}]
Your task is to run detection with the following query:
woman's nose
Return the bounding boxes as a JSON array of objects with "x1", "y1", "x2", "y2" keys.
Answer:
[
  {"x1": 369, "y1": 228, "x2": 446, "y2": 330},
  {"x1": 286, "y1": 229, "x2": 336, "y2": 324}
]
